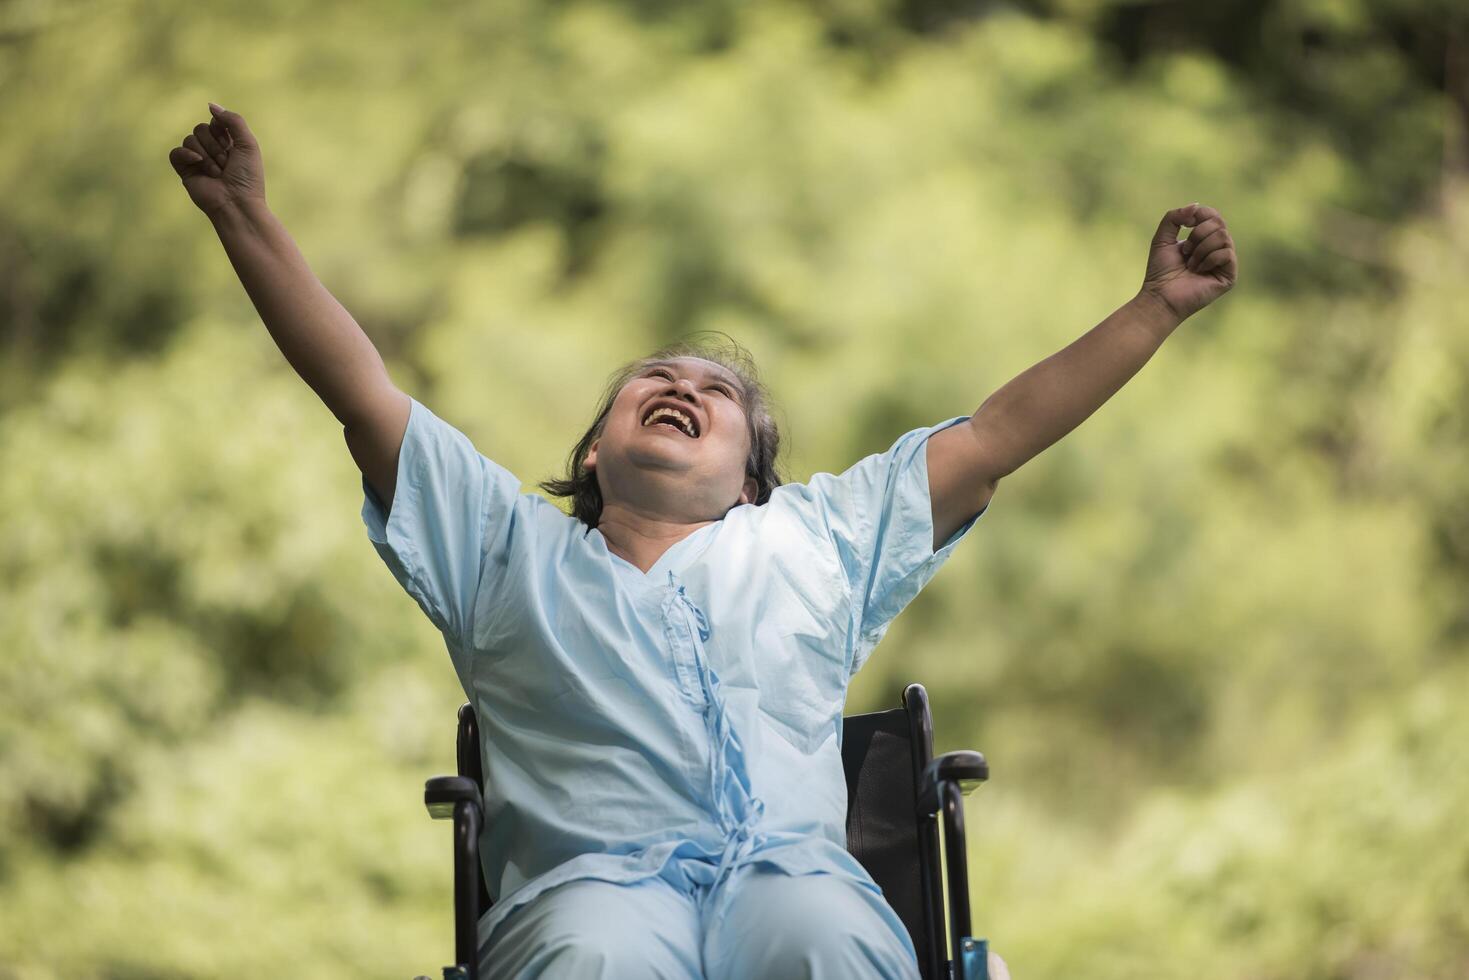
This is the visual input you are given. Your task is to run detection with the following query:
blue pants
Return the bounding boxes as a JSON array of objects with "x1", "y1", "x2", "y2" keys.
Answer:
[{"x1": 481, "y1": 863, "x2": 923, "y2": 979}]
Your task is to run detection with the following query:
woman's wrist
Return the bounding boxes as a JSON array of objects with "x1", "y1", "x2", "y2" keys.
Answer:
[
  {"x1": 206, "y1": 194, "x2": 272, "y2": 231},
  {"x1": 1129, "y1": 287, "x2": 1186, "y2": 341}
]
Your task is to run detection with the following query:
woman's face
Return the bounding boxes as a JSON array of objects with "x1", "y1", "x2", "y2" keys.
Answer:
[{"x1": 584, "y1": 356, "x2": 758, "y2": 519}]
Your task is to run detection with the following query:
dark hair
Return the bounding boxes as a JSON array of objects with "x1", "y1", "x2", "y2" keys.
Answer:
[{"x1": 538, "y1": 332, "x2": 787, "y2": 530}]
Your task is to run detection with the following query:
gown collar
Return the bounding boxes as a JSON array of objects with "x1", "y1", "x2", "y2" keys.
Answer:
[{"x1": 588, "y1": 520, "x2": 721, "y2": 583}]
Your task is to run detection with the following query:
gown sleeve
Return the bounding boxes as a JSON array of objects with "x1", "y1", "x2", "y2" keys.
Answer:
[
  {"x1": 799, "y1": 416, "x2": 992, "y2": 679},
  {"x1": 360, "y1": 395, "x2": 526, "y2": 644}
]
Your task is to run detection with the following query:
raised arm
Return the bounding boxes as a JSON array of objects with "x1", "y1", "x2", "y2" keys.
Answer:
[
  {"x1": 170, "y1": 103, "x2": 410, "y2": 507},
  {"x1": 927, "y1": 203, "x2": 1238, "y2": 548}
]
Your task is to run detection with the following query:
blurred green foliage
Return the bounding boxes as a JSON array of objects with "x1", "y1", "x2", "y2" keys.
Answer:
[{"x1": 2, "y1": 0, "x2": 1466, "y2": 976}]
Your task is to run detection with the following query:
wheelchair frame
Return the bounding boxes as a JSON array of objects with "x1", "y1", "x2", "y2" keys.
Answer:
[{"x1": 421, "y1": 681, "x2": 990, "y2": 980}]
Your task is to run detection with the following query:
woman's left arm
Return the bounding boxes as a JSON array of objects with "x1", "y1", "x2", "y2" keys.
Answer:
[{"x1": 928, "y1": 203, "x2": 1238, "y2": 548}]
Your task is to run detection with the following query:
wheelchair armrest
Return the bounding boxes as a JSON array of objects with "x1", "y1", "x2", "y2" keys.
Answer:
[
  {"x1": 916, "y1": 750, "x2": 989, "y2": 980},
  {"x1": 915, "y1": 750, "x2": 988, "y2": 817},
  {"x1": 425, "y1": 775, "x2": 480, "y2": 820},
  {"x1": 423, "y1": 776, "x2": 483, "y2": 980}
]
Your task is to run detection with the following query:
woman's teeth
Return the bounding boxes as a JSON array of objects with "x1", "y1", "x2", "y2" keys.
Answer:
[{"x1": 642, "y1": 406, "x2": 696, "y2": 437}]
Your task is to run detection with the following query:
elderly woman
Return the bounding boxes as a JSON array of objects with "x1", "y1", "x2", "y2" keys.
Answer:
[{"x1": 173, "y1": 103, "x2": 1235, "y2": 980}]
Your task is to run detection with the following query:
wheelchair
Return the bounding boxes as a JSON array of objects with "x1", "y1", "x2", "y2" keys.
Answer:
[{"x1": 419, "y1": 682, "x2": 991, "y2": 980}]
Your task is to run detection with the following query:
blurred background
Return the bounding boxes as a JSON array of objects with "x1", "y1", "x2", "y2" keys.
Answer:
[{"x1": 3, "y1": 0, "x2": 1468, "y2": 976}]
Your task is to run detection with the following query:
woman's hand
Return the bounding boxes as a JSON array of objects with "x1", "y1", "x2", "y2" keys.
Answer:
[
  {"x1": 1139, "y1": 203, "x2": 1238, "y2": 322},
  {"x1": 168, "y1": 103, "x2": 267, "y2": 219}
]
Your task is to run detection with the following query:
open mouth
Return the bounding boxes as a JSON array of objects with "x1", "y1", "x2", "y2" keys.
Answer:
[{"x1": 641, "y1": 405, "x2": 698, "y2": 438}]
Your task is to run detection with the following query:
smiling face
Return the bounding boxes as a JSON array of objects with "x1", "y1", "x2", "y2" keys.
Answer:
[{"x1": 584, "y1": 356, "x2": 759, "y2": 521}]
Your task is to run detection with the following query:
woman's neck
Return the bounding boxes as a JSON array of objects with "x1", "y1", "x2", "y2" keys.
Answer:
[{"x1": 595, "y1": 505, "x2": 716, "y2": 574}]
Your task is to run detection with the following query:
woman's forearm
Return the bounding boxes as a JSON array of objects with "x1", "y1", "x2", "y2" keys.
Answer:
[
  {"x1": 209, "y1": 198, "x2": 394, "y2": 426},
  {"x1": 969, "y1": 291, "x2": 1182, "y2": 480}
]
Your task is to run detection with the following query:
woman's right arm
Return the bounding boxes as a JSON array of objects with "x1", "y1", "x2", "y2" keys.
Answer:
[
  {"x1": 172, "y1": 105, "x2": 410, "y2": 507},
  {"x1": 209, "y1": 199, "x2": 410, "y2": 506},
  {"x1": 209, "y1": 199, "x2": 403, "y2": 422}
]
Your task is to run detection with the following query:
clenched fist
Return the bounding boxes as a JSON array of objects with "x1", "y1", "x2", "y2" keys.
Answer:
[
  {"x1": 168, "y1": 103, "x2": 267, "y2": 218},
  {"x1": 1140, "y1": 203, "x2": 1238, "y2": 321}
]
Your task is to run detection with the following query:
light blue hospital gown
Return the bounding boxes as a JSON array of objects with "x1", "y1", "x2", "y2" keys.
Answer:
[{"x1": 362, "y1": 397, "x2": 989, "y2": 978}]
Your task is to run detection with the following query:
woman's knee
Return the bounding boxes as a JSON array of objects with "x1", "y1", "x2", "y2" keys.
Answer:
[
  {"x1": 484, "y1": 878, "x2": 700, "y2": 980},
  {"x1": 754, "y1": 884, "x2": 868, "y2": 956},
  {"x1": 759, "y1": 909, "x2": 910, "y2": 977},
  {"x1": 711, "y1": 871, "x2": 919, "y2": 979}
]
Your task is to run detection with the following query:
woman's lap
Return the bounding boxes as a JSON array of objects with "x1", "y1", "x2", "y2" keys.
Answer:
[{"x1": 480, "y1": 865, "x2": 920, "y2": 980}]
